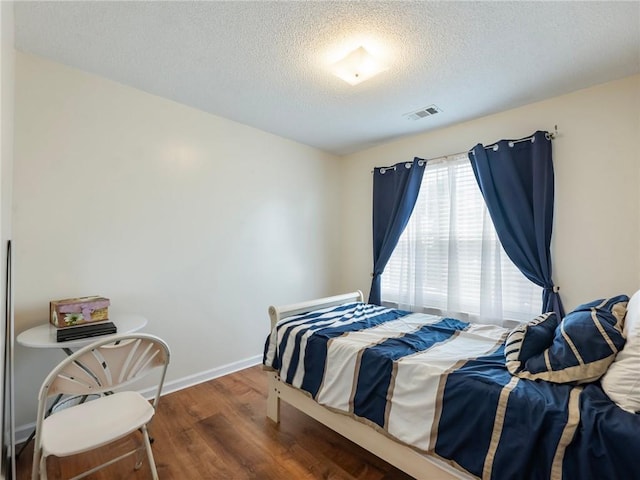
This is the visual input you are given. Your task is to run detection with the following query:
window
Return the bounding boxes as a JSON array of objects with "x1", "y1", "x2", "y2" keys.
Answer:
[{"x1": 381, "y1": 154, "x2": 541, "y2": 325}]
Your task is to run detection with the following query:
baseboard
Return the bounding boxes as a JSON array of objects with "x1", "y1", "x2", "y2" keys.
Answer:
[
  {"x1": 15, "y1": 354, "x2": 263, "y2": 445},
  {"x1": 157, "y1": 354, "x2": 263, "y2": 396}
]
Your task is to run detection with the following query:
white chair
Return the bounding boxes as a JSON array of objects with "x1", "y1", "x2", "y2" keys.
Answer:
[{"x1": 31, "y1": 333, "x2": 170, "y2": 480}]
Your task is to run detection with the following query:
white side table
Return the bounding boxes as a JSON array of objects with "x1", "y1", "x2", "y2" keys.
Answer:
[{"x1": 17, "y1": 313, "x2": 148, "y2": 354}]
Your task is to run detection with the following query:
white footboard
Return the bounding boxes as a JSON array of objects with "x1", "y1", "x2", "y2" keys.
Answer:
[{"x1": 266, "y1": 292, "x2": 472, "y2": 480}]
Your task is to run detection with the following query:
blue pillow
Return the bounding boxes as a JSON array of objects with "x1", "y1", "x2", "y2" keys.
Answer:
[
  {"x1": 505, "y1": 312, "x2": 558, "y2": 375},
  {"x1": 514, "y1": 295, "x2": 628, "y2": 384}
]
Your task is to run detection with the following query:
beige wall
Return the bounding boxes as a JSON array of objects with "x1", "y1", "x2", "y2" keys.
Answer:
[
  {"x1": 339, "y1": 75, "x2": 640, "y2": 312},
  {"x1": 13, "y1": 53, "x2": 341, "y2": 427},
  {"x1": 12, "y1": 52, "x2": 640, "y2": 431}
]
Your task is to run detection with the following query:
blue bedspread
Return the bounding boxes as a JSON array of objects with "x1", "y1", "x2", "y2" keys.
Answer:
[{"x1": 263, "y1": 302, "x2": 640, "y2": 479}]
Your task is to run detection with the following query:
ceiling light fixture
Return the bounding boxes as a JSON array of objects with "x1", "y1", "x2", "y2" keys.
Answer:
[{"x1": 330, "y1": 46, "x2": 388, "y2": 86}]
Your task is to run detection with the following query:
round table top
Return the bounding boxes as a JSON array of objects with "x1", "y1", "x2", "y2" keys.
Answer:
[{"x1": 16, "y1": 313, "x2": 148, "y2": 349}]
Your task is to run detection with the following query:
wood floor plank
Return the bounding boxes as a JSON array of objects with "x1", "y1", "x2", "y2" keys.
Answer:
[{"x1": 16, "y1": 365, "x2": 415, "y2": 479}]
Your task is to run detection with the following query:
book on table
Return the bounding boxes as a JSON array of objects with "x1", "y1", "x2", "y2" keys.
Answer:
[{"x1": 56, "y1": 321, "x2": 117, "y2": 342}]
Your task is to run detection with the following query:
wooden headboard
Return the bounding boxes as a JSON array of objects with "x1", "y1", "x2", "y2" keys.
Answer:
[{"x1": 268, "y1": 291, "x2": 364, "y2": 329}]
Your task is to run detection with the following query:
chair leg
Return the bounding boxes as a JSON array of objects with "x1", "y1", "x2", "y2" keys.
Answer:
[
  {"x1": 141, "y1": 424, "x2": 159, "y2": 480},
  {"x1": 31, "y1": 452, "x2": 37, "y2": 480},
  {"x1": 134, "y1": 443, "x2": 146, "y2": 470},
  {"x1": 40, "y1": 455, "x2": 48, "y2": 480},
  {"x1": 31, "y1": 449, "x2": 42, "y2": 480},
  {"x1": 40, "y1": 454, "x2": 48, "y2": 480}
]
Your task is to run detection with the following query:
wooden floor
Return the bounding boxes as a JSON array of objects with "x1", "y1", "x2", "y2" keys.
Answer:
[{"x1": 16, "y1": 365, "x2": 415, "y2": 479}]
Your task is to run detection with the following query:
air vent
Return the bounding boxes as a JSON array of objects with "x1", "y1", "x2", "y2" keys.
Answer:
[{"x1": 404, "y1": 104, "x2": 442, "y2": 121}]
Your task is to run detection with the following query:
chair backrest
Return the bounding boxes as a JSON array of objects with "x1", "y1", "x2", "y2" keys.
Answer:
[{"x1": 40, "y1": 333, "x2": 170, "y2": 401}]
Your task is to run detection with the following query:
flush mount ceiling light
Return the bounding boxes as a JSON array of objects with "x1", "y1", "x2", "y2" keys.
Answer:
[{"x1": 330, "y1": 46, "x2": 388, "y2": 86}]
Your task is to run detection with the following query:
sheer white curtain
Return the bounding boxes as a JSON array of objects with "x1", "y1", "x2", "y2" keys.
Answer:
[{"x1": 381, "y1": 154, "x2": 541, "y2": 326}]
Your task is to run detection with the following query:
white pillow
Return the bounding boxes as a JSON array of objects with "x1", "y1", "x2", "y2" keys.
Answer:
[{"x1": 601, "y1": 289, "x2": 640, "y2": 412}]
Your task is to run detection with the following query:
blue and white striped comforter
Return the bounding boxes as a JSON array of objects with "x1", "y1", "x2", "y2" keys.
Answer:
[{"x1": 263, "y1": 302, "x2": 640, "y2": 480}]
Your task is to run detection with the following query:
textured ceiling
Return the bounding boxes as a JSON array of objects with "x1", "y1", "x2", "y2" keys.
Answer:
[{"x1": 14, "y1": 1, "x2": 640, "y2": 156}]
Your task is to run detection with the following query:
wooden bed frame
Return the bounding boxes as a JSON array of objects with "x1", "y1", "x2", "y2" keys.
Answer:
[{"x1": 266, "y1": 291, "x2": 472, "y2": 480}]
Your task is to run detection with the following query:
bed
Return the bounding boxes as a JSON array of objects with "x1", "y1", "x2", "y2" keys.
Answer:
[{"x1": 263, "y1": 291, "x2": 640, "y2": 480}]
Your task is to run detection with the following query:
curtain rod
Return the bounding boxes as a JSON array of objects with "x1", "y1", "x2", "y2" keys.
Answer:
[
  {"x1": 467, "y1": 126, "x2": 558, "y2": 156},
  {"x1": 372, "y1": 126, "x2": 558, "y2": 173}
]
